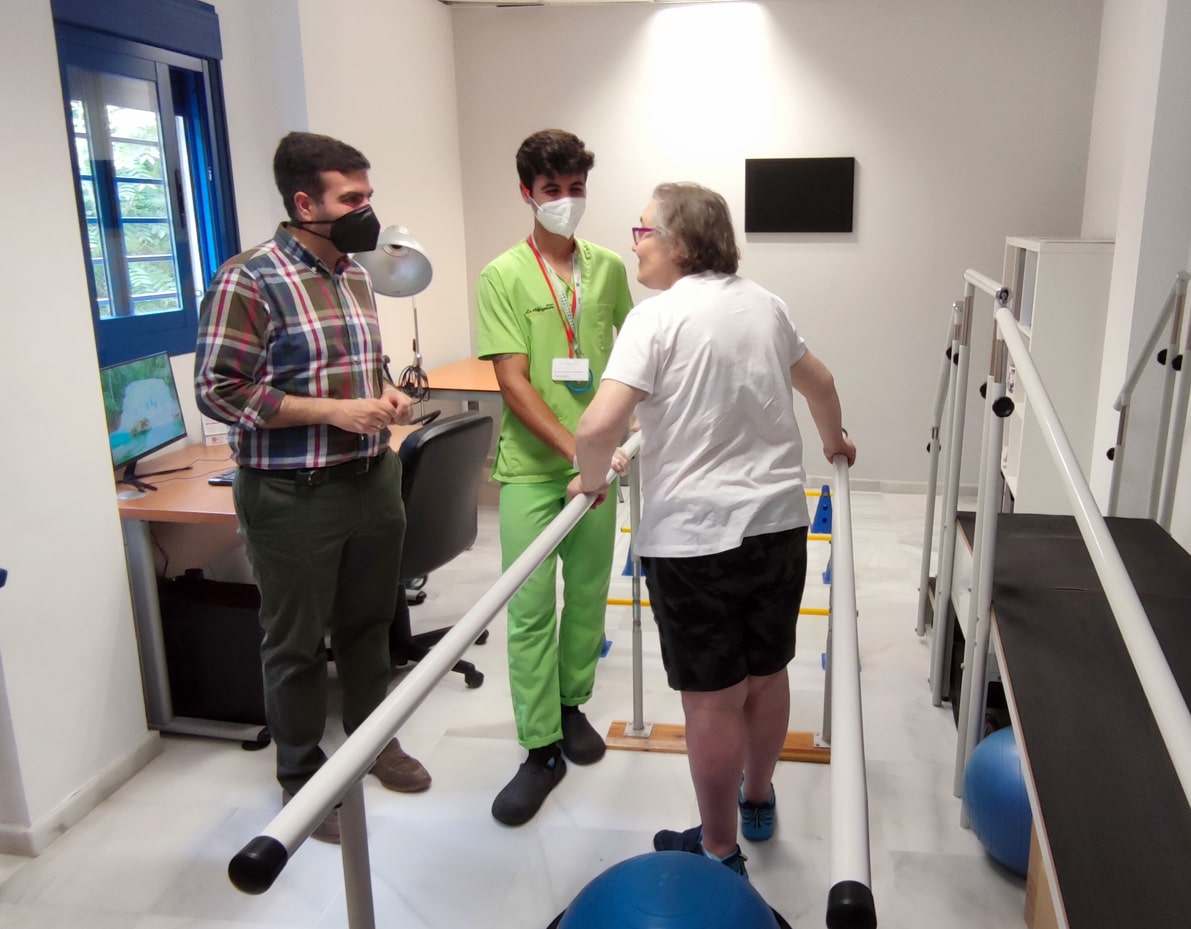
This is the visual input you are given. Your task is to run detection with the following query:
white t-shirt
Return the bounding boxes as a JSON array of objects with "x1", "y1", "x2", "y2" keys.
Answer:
[{"x1": 604, "y1": 272, "x2": 810, "y2": 557}]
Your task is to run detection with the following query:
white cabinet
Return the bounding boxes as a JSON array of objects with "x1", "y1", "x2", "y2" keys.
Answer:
[{"x1": 999, "y1": 237, "x2": 1113, "y2": 514}]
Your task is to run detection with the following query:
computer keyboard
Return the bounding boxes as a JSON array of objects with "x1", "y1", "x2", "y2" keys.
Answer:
[{"x1": 207, "y1": 467, "x2": 237, "y2": 486}]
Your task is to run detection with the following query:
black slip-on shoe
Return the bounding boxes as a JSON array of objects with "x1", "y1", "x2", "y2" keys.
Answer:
[
  {"x1": 560, "y1": 707, "x2": 606, "y2": 765},
  {"x1": 491, "y1": 749, "x2": 567, "y2": 826}
]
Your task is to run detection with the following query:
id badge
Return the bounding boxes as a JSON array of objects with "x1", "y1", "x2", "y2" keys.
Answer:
[{"x1": 552, "y1": 357, "x2": 591, "y2": 383}]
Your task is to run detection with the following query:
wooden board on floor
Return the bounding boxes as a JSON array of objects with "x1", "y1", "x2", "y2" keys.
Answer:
[{"x1": 605, "y1": 721, "x2": 831, "y2": 764}]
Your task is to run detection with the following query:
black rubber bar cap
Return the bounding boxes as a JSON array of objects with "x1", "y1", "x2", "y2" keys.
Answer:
[
  {"x1": 826, "y1": 880, "x2": 877, "y2": 929},
  {"x1": 228, "y1": 836, "x2": 288, "y2": 894},
  {"x1": 992, "y1": 396, "x2": 1015, "y2": 418}
]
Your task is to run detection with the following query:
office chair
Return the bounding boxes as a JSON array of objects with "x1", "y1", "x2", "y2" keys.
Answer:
[{"x1": 389, "y1": 411, "x2": 495, "y2": 688}]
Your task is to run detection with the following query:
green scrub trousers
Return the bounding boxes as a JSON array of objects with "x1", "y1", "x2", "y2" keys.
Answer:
[{"x1": 500, "y1": 476, "x2": 618, "y2": 748}]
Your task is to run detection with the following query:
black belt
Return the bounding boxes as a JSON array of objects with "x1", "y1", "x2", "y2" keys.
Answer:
[{"x1": 250, "y1": 449, "x2": 388, "y2": 488}]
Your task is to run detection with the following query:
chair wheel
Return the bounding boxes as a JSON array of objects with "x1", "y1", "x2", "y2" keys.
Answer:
[
  {"x1": 475, "y1": 630, "x2": 489, "y2": 646},
  {"x1": 464, "y1": 670, "x2": 484, "y2": 688}
]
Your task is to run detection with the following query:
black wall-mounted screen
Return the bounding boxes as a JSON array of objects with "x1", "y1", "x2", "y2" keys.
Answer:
[{"x1": 744, "y1": 157, "x2": 855, "y2": 233}]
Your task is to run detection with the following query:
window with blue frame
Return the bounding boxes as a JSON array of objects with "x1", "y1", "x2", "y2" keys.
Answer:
[{"x1": 53, "y1": 0, "x2": 238, "y2": 366}]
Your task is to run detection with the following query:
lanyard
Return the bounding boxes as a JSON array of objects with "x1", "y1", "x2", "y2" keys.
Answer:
[{"x1": 527, "y1": 236, "x2": 583, "y2": 357}]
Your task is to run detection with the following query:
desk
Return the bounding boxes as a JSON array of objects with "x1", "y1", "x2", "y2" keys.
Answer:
[
  {"x1": 119, "y1": 431, "x2": 417, "y2": 744},
  {"x1": 425, "y1": 357, "x2": 499, "y2": 408}
]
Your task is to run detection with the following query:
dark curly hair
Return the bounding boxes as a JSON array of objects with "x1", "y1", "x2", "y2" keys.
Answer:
[
  {"x1": 273, "y1": 131, "x2": 370, "y2": 220},
  {"x1": 516, "y1": 129, "x2": 595, "y2": 189}
]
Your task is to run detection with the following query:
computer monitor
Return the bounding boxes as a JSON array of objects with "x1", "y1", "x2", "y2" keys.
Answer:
[{"x1": 100, "y1": 351, "x2": 189, "y2": 491}]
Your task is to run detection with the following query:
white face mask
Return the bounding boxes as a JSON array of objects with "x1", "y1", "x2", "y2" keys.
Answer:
[{"x1": 530, "y1": 196, "x2": 586, "y2": 238}]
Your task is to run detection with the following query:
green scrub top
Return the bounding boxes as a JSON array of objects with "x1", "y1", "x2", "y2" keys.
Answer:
[{"x1": 476, "y1": 238, "x2": 633, "y2": 483}]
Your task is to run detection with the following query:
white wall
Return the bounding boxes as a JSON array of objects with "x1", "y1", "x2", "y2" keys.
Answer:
[
  {"x1": 174, "y1": 0, "x2": 470, "y2": 443},
  {"x1": 1085, "y1": 0, "x2": 1191, "y2": 540},
  {"x1": 451, "y1": 0, "x2": 1104, "y2": 487},
  {"x1": 1172, "y1": 231, "x2": 1191, "y2": 551},
  {"x1": 13, "y1": 0, "x2": 1191, "y2": 856},
  {"x1": 1127, "y1": 0, "x2": 1191, "y2": 552},
  {"x1": 215, "y1": 0, "x2": 308, "y2": 249},
  {"x1": 159, "y1": 0, "x2": 310, "y2": 445},
  {"x1": 0, "y1": 0, "x2": 157, "y2": 851},
  {"x1": 298, "y1": 0, "x2": 472, "y2": 374},
  {"x1": 1081, "y1": 0, "x2": 1142, "y2": 240},
  {"x1": 0, "y1": 0, "x2": 468, "y2": 853}
]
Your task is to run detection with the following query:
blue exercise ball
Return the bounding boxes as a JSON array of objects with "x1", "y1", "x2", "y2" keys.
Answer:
[
  {"x1": 963, "y1": 726, "x2": 1032, "y2": 876},
  {"x1": 558, "y1": 851, "x2": 778, "y2": 929}
]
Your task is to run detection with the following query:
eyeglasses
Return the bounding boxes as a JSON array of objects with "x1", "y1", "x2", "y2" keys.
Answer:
[{"x1": 631, "y1": 226, "x2": 655, "y2": 245}]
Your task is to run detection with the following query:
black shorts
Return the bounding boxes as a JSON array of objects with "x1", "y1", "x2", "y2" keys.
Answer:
[{"x1": 641, "y1": 527, "x2": 809, "y2": 692}]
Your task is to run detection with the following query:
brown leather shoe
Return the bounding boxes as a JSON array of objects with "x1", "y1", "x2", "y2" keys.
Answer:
[
  {"x1": 281, "y1": 789, "x2": 341, "y2": 845},
  {"x1": 369, "y1": 738, "x2": 431, "y2": 792}
]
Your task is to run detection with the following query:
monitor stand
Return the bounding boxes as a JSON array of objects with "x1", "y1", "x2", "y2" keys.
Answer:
[{"x1": 119, "y1": 459, "x2": 193, "y2": 493}]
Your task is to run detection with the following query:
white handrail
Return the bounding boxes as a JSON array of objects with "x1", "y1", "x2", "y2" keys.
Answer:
[
  {"x1": 229, "y1": 425, "x2": 879, "y2": 929},
  {"x1": 929, "y1": 289, "x2": 975, "y2": 706},
  {"x1": 1113, "y1": 273, "x2": 1188, "y2": 410},
  {"x1": 994, "y1": 306, "x2": 1191, "y2": 805},
  {"x1": 950, "y1": 275, "x2": 1013, "y2": 804},
  {"x1": 1108, "y1": 272, "x2": 1189, "y2": 520},
  {"x1": 916, "y1": 304, "x2": 962, "y2": 638},
  {"x1": 229, "y1": 433, "x2": 641, "y2": 899},
  {"x1": 953, "y1": 373, "x2": 1008, "y2": 806},
  {"x1": 964, "y1": 269, "x2": 1009, "y2": 301},
  {"x1": 628, "y1": 455, "x2": 646, "y2": 732},
  {"x1": 1159, "y1": 314, "x2": 1191, "y2": 527},
  {"x1": 825, "y1": 454, "x2": 877, "y2": 929}
]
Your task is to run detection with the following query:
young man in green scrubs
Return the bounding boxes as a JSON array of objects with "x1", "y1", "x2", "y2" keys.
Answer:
[{"x1": 476, "y1": 129, "x2": 633, "y2": 825}]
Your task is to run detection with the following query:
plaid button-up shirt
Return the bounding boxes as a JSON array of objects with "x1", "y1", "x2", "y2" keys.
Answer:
[{"x1": 195, "y1": 224, "x2": 391, "y2": 470}]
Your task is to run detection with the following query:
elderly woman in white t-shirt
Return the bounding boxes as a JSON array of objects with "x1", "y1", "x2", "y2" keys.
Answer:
[{"x1": 571, "y1": 182, "x2": 856, "y2": 878}]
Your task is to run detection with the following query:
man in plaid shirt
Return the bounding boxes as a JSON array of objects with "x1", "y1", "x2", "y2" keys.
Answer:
[{"x1": 195, "y1": 132, "x2": 429, "y2": 843}]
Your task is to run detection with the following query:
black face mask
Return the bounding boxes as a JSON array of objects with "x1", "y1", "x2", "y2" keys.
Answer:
[{"x1": 297, "y1": 204, "x2": 381, "y2": 253}]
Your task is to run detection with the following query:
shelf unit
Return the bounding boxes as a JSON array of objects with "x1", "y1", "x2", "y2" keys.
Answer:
[{"x1": 999, "y1": 237, "x2": 1114, "y2": 514}]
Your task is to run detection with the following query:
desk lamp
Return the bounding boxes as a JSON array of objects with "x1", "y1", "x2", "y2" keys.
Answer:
[{"x1": 354, "y1": 225, "x2": 433, "y2": 401}]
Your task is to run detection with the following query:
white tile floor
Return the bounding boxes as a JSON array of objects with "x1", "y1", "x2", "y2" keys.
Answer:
[{"x1": 0, "y1": 492, "x2": 1027, "y2": 928}]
